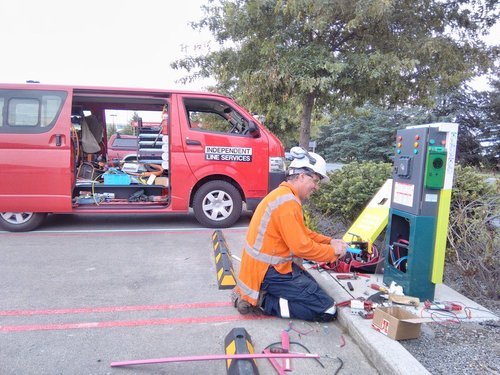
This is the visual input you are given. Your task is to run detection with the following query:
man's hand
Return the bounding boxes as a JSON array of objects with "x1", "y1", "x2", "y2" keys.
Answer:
[{"x1": 330, "y1": 239, "x2": 348, "y2": 259}]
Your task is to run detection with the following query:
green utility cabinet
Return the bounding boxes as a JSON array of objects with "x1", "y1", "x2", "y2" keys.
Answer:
[{"x1": 383, "y1": 124, "x2": 457, "y2": 301}]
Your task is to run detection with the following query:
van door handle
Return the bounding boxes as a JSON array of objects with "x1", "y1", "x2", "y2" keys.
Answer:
[
  {"x1": 185, "y1": 139, "x2": 201, "y2": 146},
  {"x1": 55, "y1": 134, "x2": 62, "y2": 146}
]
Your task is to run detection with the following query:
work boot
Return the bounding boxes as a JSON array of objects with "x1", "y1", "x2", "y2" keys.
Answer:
[
  {"x1": 231, "y1": 289, "x2": 264, "y2": 316},
  {"x1": 317, "y1": 304, "x2": 337, "y2": 322}
]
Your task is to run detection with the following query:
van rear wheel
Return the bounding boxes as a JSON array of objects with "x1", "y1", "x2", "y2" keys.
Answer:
[
  {"x1": 0, "y1": 212, "x2": 47, "y2": 232},
  {"x1": 193, "y1": 181, "x2": 242, "y2": 228}
]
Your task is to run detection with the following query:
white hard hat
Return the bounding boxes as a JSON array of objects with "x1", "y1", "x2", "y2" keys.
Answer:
[{"x1": 288, "y1": 147, "x2": 329, "y2": 183}]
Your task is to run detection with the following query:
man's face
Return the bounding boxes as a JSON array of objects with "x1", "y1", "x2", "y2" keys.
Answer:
[{"x1": 296, "y1": 172, "x2": 321, "y2": 201}]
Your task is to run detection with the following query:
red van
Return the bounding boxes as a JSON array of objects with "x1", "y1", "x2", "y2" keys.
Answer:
[
  {"x1": 107, "y1": 133, "x2": 138, "y2": 161},
  {"x1": 0, "y1": 83, "x2": 286, "y2": 231}
]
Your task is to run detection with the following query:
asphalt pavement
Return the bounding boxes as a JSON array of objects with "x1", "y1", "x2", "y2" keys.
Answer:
[{"x1": 0, "y1": 213, "x2": 378, "y2": 375}]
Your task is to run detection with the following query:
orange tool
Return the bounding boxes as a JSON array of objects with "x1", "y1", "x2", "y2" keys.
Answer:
[{"x1": 370, "y1": 283, "x2": 388, "y2": 293}]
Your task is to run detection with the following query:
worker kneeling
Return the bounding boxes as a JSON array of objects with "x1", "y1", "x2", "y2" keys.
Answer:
[{"x1": 232, "y1": 148, "x2": 347, "y2": 322}]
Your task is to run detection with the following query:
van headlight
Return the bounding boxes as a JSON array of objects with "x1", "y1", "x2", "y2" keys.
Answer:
[{"x1": 269, "y1": 157, "x2": 286, "y2": 173}]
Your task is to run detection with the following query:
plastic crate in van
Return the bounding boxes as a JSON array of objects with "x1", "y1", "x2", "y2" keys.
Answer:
[{"x1": 103, "y1": 170, "x2": 131, "y2": 185}]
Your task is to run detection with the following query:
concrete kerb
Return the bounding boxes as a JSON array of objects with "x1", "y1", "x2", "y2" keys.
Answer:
[{"x1": 307, "y1": 266, "x2": 431, "y2": 375}]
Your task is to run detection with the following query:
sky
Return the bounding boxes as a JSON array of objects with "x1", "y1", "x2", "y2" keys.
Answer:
[
  {"x1": 0, "y1": 0, "x2": 214, "y2": 91},
  {"x1": 0, "y1": 0, "x2": 497, "y2": 92}
]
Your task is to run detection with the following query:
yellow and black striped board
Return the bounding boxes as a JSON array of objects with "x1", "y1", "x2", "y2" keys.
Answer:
[
  {"x1": 212, "y1": 230, "x2": 237, "y2": 289},
  {"x1": 224, "y1": 327, "x2": 259, "y2": 375}
]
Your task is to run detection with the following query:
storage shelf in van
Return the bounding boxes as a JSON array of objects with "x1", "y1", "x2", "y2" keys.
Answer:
[
  {"x1": 139, "y1": 141, "x2": 164, "y2": 147},
  {"x1": 138, "y1": 148, "x2": 163, "y2": 153},
  {"x1": 73, "y1": 201, "x2": 168, "y2": 209}
]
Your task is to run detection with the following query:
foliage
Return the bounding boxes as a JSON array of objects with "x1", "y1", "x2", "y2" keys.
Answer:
[
  {"x1": 432, "y1": 81, "x2": 500, "y2": 169},
  {"x1": 120, "y1": 124, "x2": 135, "y2": 136},
  {"x1": 173, "y1": 0, "x2": 498, "y2": 148},
  {"x1": 447, "y1": 165, "x2": 499, "y2": 299},
  {"x1": 303, "y1": 206, "x2": 318, "y2": 232},
  {"x1": 310, "y1": 161, "x2": 392, "y2": 224},
  {"x1": 106, "y1": 123, "x2": 117, "y2": 137},
  {"x1": 452, "y1": 165, "x2": 498, "y2": 203},
  {"x1": 316, "y1": 76, "x2": 500, "y2": 166},
  {"x1": 316, "y1": 104, "x2": 434, "y2": 162}
]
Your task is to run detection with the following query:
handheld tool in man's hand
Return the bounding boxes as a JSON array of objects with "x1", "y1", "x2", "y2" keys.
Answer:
[{"x1": 346, "y1": 247, "x2": 363, "y2": 255}]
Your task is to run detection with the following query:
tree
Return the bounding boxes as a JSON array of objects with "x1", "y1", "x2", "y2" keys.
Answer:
[
  {"x1": 316, "y1": 105, "x2": 434, "y2": 162},
  {"x1": 173, "y1": 0, "x2": 498, "y2": 147},
  {"x1": 317, "y1": 80, "x2": 500, "y2": 166},
  {"x1": 432, "y1": 79, "x2": 500, "y2": 169}
]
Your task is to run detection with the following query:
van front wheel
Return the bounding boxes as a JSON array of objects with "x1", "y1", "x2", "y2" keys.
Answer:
[
  {"x1": 193, "y1": 181, "x2": 242, "y2": 228},
  {"x1": 0, "y1": 212, "x2": 47, "y2": 232}
]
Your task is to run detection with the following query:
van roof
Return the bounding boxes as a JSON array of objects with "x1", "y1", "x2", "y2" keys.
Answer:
[{"x1": 0, "y1": 82, "x2": 229, "y2": 99}]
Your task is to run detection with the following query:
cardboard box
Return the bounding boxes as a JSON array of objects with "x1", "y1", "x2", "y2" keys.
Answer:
[{"x1": 371, "y1": 306, "x2": 422, "y2": 340}]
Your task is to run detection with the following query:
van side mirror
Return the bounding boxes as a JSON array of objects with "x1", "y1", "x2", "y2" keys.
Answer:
[{"x1": 248, "y1": 121, "x2": 260, "y2": 138}]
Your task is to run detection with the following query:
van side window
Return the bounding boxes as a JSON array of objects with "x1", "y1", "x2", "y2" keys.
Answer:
[
  {"x1": 184, "y1": 98, "x2": 250, "y2": 135},
  {"x1": 8, "y1": 98, "x2": 39, "y2": 126},
  {"x1": 0, "y1": 90, "x2": 66, "y2": 133}
]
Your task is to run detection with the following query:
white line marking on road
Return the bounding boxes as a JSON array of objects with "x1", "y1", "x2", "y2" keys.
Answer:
[{"x1": 0, "y1": 226, "x2": 248, "y2": 235}]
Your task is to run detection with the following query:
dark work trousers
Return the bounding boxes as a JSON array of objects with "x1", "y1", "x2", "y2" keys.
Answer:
[{"x1": 260, "y1": 263, "x2": 336, "y2": 322}]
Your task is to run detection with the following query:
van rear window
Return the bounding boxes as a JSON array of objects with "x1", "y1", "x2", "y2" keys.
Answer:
[
  {"x1": 112, "y1": 137, "x2": 138, "y2": 148},
  {"x1": 0, "y1": 90, "x2": 67, "y2": 133}
]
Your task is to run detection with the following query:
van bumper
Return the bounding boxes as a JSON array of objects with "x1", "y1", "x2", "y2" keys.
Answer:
[{"x1": 269, "y1": 171, "x2": 286, "y2": 192}]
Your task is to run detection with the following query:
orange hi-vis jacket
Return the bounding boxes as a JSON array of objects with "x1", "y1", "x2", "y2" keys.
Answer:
[{"x1": 236, "y1": 181, "x2": 339, "y2": 305}]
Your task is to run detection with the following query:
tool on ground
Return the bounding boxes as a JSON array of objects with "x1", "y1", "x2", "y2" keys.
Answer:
[
  {"x1": 367, "y1": 291, "x2": 388, "y2": 304},
  {"x1": 350, "y1": 299, "x2": 365, "y2": 314},
  {"x1": 263, "y1": 348, "x2": 286, "y2": 375},
  {"x1": 364, "y1": 300, "x2": 374, "y2": 311},
  {"x1": 336, "y1": 299, "x2": 353, "y2": 308},
  {"x1": 336, "y1": 271, "x2": 371, "y2": 280},
  {"x1": 358, "y1": 310, "x2": 374, "y2": 319},
  {"x1": 263, "y1": 331, "x2": 325, "y2": 373},
  {"x1": 265, "y1": 330, "x2": 292, "y2": 373},
  {"x1": 347, "y1": 282, "x2": 354, "y2": 291},
  {"x1": 337, "y1": 296, "x2": 368, "y2": 308},
  {"x1": 389, "y1": 294, "x2": 420, "y2": 307},
  {"x1": 351, "y1": 299, "x2": 374, "y2": 316},
  {"x1": 371, "y1": 283, "x2": 388, "y2": 293},
  {"x1": 336, "y1": 273, "x2": 357, "y2": 280},
  {"x1": 424, "y1": 300, "x2": 462, "y2": 311}
]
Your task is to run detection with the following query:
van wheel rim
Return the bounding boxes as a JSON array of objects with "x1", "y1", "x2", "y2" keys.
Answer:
[
  {"x1": 202, "y1": 190, "x2": 233, "y2": 221},
  {"x1": 1, "y1": 212, "x2": 34, "y2": 225}
]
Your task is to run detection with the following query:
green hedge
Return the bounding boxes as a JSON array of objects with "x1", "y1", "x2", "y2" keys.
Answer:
[{"x1": 309, "y1": 161, "x2": 393, "y2": 224}]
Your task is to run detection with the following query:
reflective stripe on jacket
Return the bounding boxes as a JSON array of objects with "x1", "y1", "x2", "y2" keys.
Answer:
[{"x1": 236, "y1": 181, "x2": 337, "y2": 305}]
